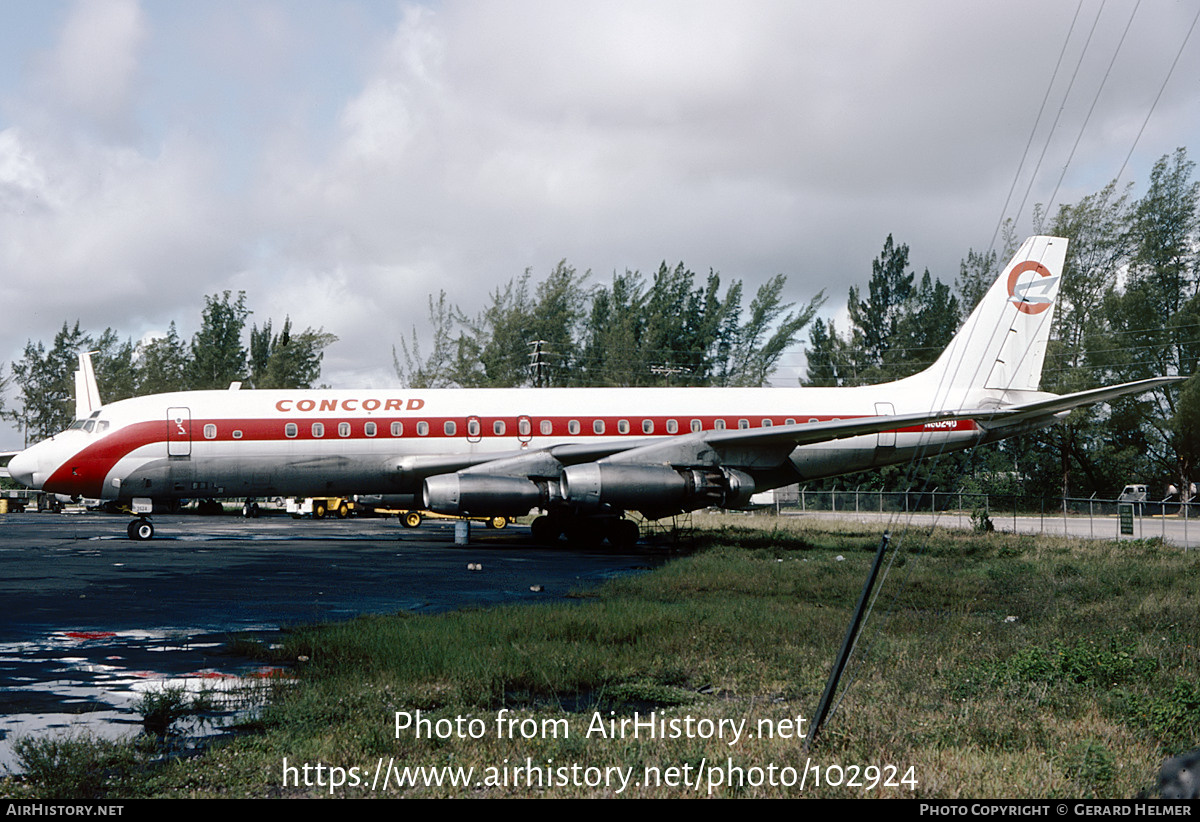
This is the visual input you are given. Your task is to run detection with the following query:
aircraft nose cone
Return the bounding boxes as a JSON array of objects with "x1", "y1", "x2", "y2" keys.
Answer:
[{"x1": 7, "y1": 449, "x2": 38, "y2": 489}]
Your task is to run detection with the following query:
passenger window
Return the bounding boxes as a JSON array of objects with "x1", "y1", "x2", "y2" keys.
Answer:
[
  {"x1": 666, "y1": 419, "x2": 678, "y2": 434},
  {"x1": 339, "y1": 422, "x2": 351, "y2": 437},
  {"x1": 204, "y1": 424, "x2": 217, "y2": 439},
  {"x1": 467, "y1": 419, "x2": 480, "y2": 437},
  {"x1": 365, "y1": 422, "x2": 377, "y2": 437},
  {"x1": 738, "y1": 419, "x2": 749, "y2": 429},
  {"x1": 540, "y1": 420, "x2": 552, "y2": 435},
  {"x1": 417, "y1": 421, "x2": 429, "y2": 436},
  {"x1": 714, "y1": 419, "x2": 726, "y2": 430},
  {"x1": 285, "y1": 423, "x2": 298, "y2": 438},
  {"x1": 690, "y1": 419, "x2": 702, "y2": 433},
  {"x1": 519, "y1": 418, "x2": 532, "y2": 436},
  {"x1": 391, "y1": 421, "x2": 403, "y2": 437},
  {"x1": 642, "y1": 419, "x2": 654, "y2": 434},
  {"x1": 568, "y1": 420, "x2": 580, "y2": 435},
  {"x1": 444, "y1": 421, "x2": 456, "y2": 436},
  {"x1": 618, "y1": 419, "x2": 629, "y2": 434},
  {"x1": 593, "y1": 420, "x2": 605, "y2": 435},
  {"x1": 493, "y1": 420, "x2": 505, "y2": 436},
  {"x1": 312, "y1": 423, "x2": 324, "y2": 438},
  {"x1": 232, "y1": 430, "x2": 243, "y2": 439}
]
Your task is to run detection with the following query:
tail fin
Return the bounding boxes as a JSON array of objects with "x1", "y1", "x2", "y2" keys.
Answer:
[
  {"x1": 915, "y1": 236, "x2": 1066, "y2": 404},
  {"x1": 74, "y1": 351, "x2": 102, "y2": 420}
]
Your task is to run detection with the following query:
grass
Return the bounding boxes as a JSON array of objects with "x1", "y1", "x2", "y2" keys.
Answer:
[{"x1": 2, "y1": 513, "x2": 1197, "y2": 798}]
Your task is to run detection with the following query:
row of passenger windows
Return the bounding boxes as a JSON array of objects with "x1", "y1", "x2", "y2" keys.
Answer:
[
  {"x1": 239, "y1": 417, "x2": 810, "y2": 440},
  {"x1": 200, "y1": 417, "x2": 816, "y2": 441}
]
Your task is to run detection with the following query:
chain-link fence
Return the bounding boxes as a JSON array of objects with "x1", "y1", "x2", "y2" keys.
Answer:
[{"x1": 765, "y1": 487, "x2": 1198, "y2": 549}]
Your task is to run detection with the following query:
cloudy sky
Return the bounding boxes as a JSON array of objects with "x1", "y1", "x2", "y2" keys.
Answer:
[{"x1": 2, "y1": 0, "x2": 1198, "y2": 444}]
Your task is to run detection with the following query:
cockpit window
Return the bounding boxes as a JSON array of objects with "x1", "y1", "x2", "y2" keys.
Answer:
[{"x1": 67, "y1": 416, "x2": 111, "y2": 434}]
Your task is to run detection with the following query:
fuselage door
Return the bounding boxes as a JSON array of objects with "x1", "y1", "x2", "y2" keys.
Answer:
[
  {"x1": 167, "y1": 407, "x2": 192, "y2": 457},
  {"x1": 874, "y1": 402, "x2": 896, "y2": 448}
]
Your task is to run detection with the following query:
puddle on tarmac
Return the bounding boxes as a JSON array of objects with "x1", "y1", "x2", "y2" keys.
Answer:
[{"x1": 0, "y1": 628, "x2": 284, "y2": 773}]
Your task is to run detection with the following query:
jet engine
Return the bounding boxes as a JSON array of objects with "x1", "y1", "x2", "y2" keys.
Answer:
[
  {"x1": 423, "y1": 473, "x2": 545, "y2": 516},
  {"x1": 559, "y1": 463, "x2": 756, "y2": 518}
]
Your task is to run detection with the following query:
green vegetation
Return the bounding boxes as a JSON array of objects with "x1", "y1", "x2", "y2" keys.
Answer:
[
  {"x1": 5, "y1": 292, "x2": 336, "y2": 443},
  {"x1": 394, "y1": 260, "x2": 824, "y2": 389},
  {"x1": 2, "y1": 515, "x2": 1196, "y2": 799}
]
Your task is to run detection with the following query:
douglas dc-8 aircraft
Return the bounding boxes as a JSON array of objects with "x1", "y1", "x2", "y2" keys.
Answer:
[{"x1": 8, "y1": 236, "x2": 1177, "y2": 543}]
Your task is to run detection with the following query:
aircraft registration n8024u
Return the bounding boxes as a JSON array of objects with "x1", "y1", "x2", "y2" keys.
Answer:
[{"x1": 7, "y1": 236, "x2": 1178, "y2": 543}]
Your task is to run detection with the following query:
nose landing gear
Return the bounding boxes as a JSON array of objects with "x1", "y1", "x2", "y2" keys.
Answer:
[{"x1": 127, "y1": 518, "x2": 154, "y2": 541}]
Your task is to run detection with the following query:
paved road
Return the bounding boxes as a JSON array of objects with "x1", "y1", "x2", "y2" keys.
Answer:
[
  {"x1": 788, "y1": 509, "x2": 1200, "y2": 549},
  {"x1": 0, "y1": 512, "x2": 667, "y2": 770}
]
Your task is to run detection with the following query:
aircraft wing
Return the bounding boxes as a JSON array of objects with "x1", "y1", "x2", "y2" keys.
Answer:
[
  {"x1": 407, "y1": 407, "x2": 988, "y2": 485},
  {"x1": 596, "y1": 408, "x2": 984, "y2": 470},
  {"x1": 426, "y1": 377, "x2": 1182, "y2": 480}
]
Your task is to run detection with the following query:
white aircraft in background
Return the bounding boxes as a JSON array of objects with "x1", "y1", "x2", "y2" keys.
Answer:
[{"x1": 7, "y1": 236, "x2": 1176, "y2": 543}]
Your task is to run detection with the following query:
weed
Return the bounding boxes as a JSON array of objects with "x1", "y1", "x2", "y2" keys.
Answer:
[
  {"x1": 971, "y1": 506, "x2": 995, "y2": 533},
  {"x1": 10, "y1": 735, "x2": 149, "y2": 800},
  {"x1": 1062, "y1": 740, "x2": 1116, "y2": 797}
]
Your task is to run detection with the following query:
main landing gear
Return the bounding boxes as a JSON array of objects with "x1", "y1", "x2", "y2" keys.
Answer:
[
  {"x1": 530, "y1": 513, "x2": 640, "y2": 549},
  {"x1": 127, "y1": 518, "x2": 154, "y2": 541}
]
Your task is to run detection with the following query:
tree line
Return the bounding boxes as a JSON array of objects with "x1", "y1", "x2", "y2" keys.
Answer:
[
  {"x1": 3, "y1": 292, "x2": 336, "y2": 444},
  {"x1": 396, "y1": 261, "x2": 825, "y2": 389},
  {"x1": 804, "y1": 148, "x2": 1199, "y2": 502}
]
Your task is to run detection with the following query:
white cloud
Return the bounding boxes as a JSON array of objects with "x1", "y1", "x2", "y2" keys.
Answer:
[{"x1": 36, "y1": 0, "x2": 147, "y2": 140}]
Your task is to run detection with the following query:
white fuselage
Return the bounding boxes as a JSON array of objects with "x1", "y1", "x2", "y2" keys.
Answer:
[{"x1": 9, "y1": 380, "x2": 1017, "y2": 505}]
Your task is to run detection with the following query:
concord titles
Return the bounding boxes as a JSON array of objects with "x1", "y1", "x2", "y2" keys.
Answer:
[{"x1": 274, "y1": 397, "x2": 426, "y2": 413}]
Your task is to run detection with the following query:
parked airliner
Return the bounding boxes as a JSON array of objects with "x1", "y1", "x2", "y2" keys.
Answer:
[{"x1": 7, "y1": 236, "x2": 1176, "y2": 543}]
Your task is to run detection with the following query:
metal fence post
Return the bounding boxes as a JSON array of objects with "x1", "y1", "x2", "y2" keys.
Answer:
[{"x1": 1089, "y1": 493, "x2": 1095, "y2": 540}]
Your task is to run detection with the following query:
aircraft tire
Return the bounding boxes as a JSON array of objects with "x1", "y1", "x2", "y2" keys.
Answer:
[
  {"x1": 566, "y1": 520, "x2": 604, "y2": 549},
  {"x1": 128, "y1": 519, "x2": 154, "y2": 541},
  {"x1": 608, "y1": 518, "x2": 639, "y2": 549},
  {"x1": 530, "y1": 515, "x2": 561, "y2": 545},
  {"x1": 402, "y1": 511, "x2": 422, "y2": 528}
]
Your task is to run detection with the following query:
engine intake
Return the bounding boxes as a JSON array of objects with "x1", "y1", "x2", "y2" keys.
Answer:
[{"x1": 423, "y1": 474, "x2": 544, "y2": 516}]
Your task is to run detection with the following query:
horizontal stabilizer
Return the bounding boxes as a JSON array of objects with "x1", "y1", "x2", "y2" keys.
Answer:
[{"x1": 981, "y1": 377, "x2": 1184, "y2": 427}]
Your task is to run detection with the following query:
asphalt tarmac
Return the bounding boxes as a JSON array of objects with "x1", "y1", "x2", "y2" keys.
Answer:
[{"x1": 0, "y1": 511, "x2": 667, "y2": 771}]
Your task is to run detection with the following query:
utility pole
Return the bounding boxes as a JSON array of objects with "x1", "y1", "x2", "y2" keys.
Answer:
[{"x1": 528, "y1": 340, "x2": 549, "y2": 387}]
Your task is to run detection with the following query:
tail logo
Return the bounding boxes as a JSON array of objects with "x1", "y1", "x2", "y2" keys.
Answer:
[{"x1": 1007, "y1": 261, "x2": 1057, "y2": 315}]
